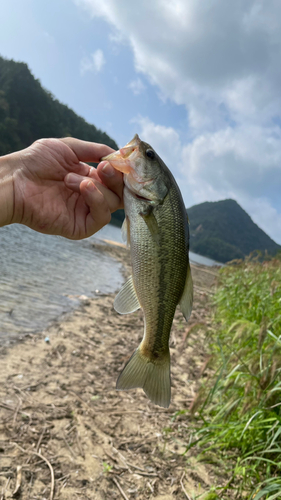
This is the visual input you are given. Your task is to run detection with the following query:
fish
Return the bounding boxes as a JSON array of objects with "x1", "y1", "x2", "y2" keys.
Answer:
[{"x1": 102, "y1": 134, "x2": 193, "y2": 408}]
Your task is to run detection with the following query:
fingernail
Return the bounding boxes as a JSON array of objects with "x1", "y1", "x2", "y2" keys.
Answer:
[
  {"x1": 65, "y1": 173, "x2": 80, "y2": 186},
  {"x1": 86, "y1": 180, "x2": 96, "y2": 192},
  {"x1": 102, "y1": 162, "x2": 115, "y2": 177}
]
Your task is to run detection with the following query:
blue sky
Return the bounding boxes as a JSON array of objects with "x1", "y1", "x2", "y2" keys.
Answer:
[{"x1": 1, "y1": 0, "x2": 281, "y2": 244}]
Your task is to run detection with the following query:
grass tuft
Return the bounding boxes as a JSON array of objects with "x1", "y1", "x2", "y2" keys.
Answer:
[{"x1": 187, "y1": 254, "x2": 281, "y2": 499}]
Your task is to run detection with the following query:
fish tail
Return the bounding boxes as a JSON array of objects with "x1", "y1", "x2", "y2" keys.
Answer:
[{"x1": 116, "y1": 346, "x2": 171, "y2": 408}]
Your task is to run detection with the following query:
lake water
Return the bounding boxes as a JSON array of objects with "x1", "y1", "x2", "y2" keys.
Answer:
[
  {"x1": 0, "y1": 224, "x2": 124, "y2": 343},
  {"x1": 0, "y1": 223, "x2": 219, "y2": 343}
]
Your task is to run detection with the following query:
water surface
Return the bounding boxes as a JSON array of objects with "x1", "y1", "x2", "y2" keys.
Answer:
[
  {"x1": 0, "y1": 224, "x2": 124, "y2": 342},
  {"x1": 189, "y1": 250, "x2": 222, "y2": 267}
]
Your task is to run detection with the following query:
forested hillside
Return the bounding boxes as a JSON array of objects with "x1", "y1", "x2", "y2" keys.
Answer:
[
  {"x1": 0, "y1": 56, "x2": 118, "y2": 156},
  {"x1": 188, "y1": 199, "x2": 280, "y2": 263}
]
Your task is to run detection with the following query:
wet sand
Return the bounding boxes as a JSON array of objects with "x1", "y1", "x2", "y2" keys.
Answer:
[{"x1": 0, "y1": 242, "x2": 222, "y2": 500}]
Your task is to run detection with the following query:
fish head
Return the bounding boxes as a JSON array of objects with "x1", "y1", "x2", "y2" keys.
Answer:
[{"x1": 102, "y1": 134, "x2": 169, "y2": 203}]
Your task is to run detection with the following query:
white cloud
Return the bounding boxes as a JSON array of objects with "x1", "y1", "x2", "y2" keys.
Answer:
[
  {"x1": 74, "y1": 0, "x2": 281, "y2": 244},
  {"x1": 133, "y1": 116, "x2": 182, "y2": 171},
  {"x1": 75, "y1": 0, "x2": 281, "y2": 125},
  {"x1": 80, "y1": 49, "x2": 105, "y2": 75},
  {"x1": 128, "y1": 77, "x2": 146, "y2": 95},
  {"x1": 75, "y1": 0, "x2": 281, "y2": 132},
  {"x1": 181, "y1": 125, "x2": 281, "y2": 243},
  {"x1": 182, "y1": 125, "x2": 281, "y2": 196}
]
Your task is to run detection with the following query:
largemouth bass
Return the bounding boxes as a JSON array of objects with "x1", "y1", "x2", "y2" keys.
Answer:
[{"x1": 103, "y1": 134, "x2": 193, "y2": 408}]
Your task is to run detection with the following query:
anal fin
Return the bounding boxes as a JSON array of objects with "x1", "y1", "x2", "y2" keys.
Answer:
[
  {"x1": 114, "y1": 275, "x2": 140, "y2": 314},
  {"x1": 179, "y1": 263, "x2": 193, "y2": 321}
]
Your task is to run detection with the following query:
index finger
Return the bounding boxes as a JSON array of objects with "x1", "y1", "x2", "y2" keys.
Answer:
[{"x1": 60, "y1": 137, "x2": 116, "y2": 163}]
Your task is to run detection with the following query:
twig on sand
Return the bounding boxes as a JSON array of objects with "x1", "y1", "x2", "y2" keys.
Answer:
[
  {"x1": 126, "y1": 461, "x2": 155, "y2": 473},
  {"x1": 12, "y1": 443, "x2": 55, "y2": 500},
  {"x1": 26, "y1": 426, "x2": 46, "y2": 466},
  {"x1": 30, "y1": 452, "x2": 55, "y2": 500},
  {"x1": 112, "y1": 477, "x2": 129, "y2": 500},
  {"x1": 180, "y1": 472, "x2": 192, "y2": 500},
  {"x1": 75, "y1": 429, "x2": 85, "y2": 459},
  {"x1": 36, "y1": 426, "x2": 46, "y2": 453},
  {"x1": 12, "y1": 465, "x2": 22, "y2": 497},
  {"x1": 133, "y1": 471, "x2": 158, "y2": 478},
  {"x1": 104, "y1": 449, "x2": 119, "y2": 464},
  {"x1": 0, "y1": 402, "x2": 14, "y2": 411},
  {"x1": 12, "y1": 397, "x2": 22, "y2": 427},
  {"x1": 69, "y1": 390, "x2": 93, "y2": 411},
  {"x1": 62, "y1": 434, "x2": 76, "y2": 461},
  {"x1": 147, "y1": 481, "x2": 154, "y2": 493}
]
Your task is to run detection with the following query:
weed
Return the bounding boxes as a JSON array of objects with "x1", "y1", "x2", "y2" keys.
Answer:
[
  {"x1": 187, "y1": 256, "x2": 281, "y2": 499},
  {"x1": 102, "y1": 461, "x2": 113, "y2": 474}
]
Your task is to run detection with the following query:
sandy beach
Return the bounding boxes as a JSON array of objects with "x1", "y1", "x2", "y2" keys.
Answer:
[{"x1": 0, "y1": 242, "x2": 219, "y2": 499}]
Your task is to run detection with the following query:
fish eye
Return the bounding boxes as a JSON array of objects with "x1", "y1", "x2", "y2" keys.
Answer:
[{"x1": 145, "y1": 149, "x2": 155, "y2": 160}]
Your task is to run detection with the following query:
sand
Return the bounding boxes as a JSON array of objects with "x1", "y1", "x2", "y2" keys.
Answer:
[{"x1": 0, "y1": 242, "x2": 221, "y2": 500}]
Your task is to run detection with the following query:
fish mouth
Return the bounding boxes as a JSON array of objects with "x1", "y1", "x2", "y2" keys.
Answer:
[
  {"x1": 103, "y1": 134, "x2": 157, "y2": 203},
  {"x1": 102, "y1": 134, "x2": 141, "y2": 174}
]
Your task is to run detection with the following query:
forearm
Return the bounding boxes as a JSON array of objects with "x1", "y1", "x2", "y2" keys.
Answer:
[{"x1": 0, "y1": 152, "x2": 17, "y2": 228}]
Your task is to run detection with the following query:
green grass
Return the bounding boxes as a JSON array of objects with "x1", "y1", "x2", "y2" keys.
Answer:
[{"x1": 187, "y1": 254, "x2": 281, "y2": 499}]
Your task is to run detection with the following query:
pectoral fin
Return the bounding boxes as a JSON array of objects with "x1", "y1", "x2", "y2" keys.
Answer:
[
  {"x1": 121, "y1": 217, "x2": 130, "y2": 248},
  {"x1": 114, "y1": 275, "x2": 140, "y2": 314},
  {"x1": 140, "y1": 208, "x2": 160, "y2": 245},
  {"x1": 179, "y1": 263, "x2": 193, "y2": 321}
]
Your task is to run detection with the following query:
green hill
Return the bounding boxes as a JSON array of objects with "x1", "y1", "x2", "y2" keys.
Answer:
[
  {"x1": 0, "y1": 55, "x2": 118, "y2": 156},
  {"x1": 110, "y1": 208, "x2": 125, "y2": 227},
  {"x1": 188, "y1": 199, "x2": 281, "y2": 263}
]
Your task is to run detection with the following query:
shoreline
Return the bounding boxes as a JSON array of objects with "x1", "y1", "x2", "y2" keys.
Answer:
[
  {"x1": 0, "y1": 242, "x2": 219, "y2": 499},
  {"x1": 0, "y1": 239, "x2": 128, "y2": 349}
]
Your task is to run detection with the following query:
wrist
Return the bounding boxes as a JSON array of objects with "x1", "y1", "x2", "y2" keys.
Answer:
[{"x1": 0, "y1": 152, "x2": 18, "y2": 227}]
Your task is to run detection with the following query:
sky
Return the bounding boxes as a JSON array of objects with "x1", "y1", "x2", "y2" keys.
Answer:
[{"x1": 1, "y1": 0, "x2": 281, "y2": 244}]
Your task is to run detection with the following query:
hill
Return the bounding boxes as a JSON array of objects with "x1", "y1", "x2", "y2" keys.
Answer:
[
  {"x1": 0, "y1": 55, "x2": 118, "y2": 156},
  {"x1": 187, "y1": 199, "x2": 281, "y2": 263},
  {"x1": 110, "y1": 208, "x2": 125, "y2": 227}
]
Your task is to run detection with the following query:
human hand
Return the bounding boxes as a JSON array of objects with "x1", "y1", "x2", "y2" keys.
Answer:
[{"x1": 0, "y1": 137, "x2": 123, "y2": 239}]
